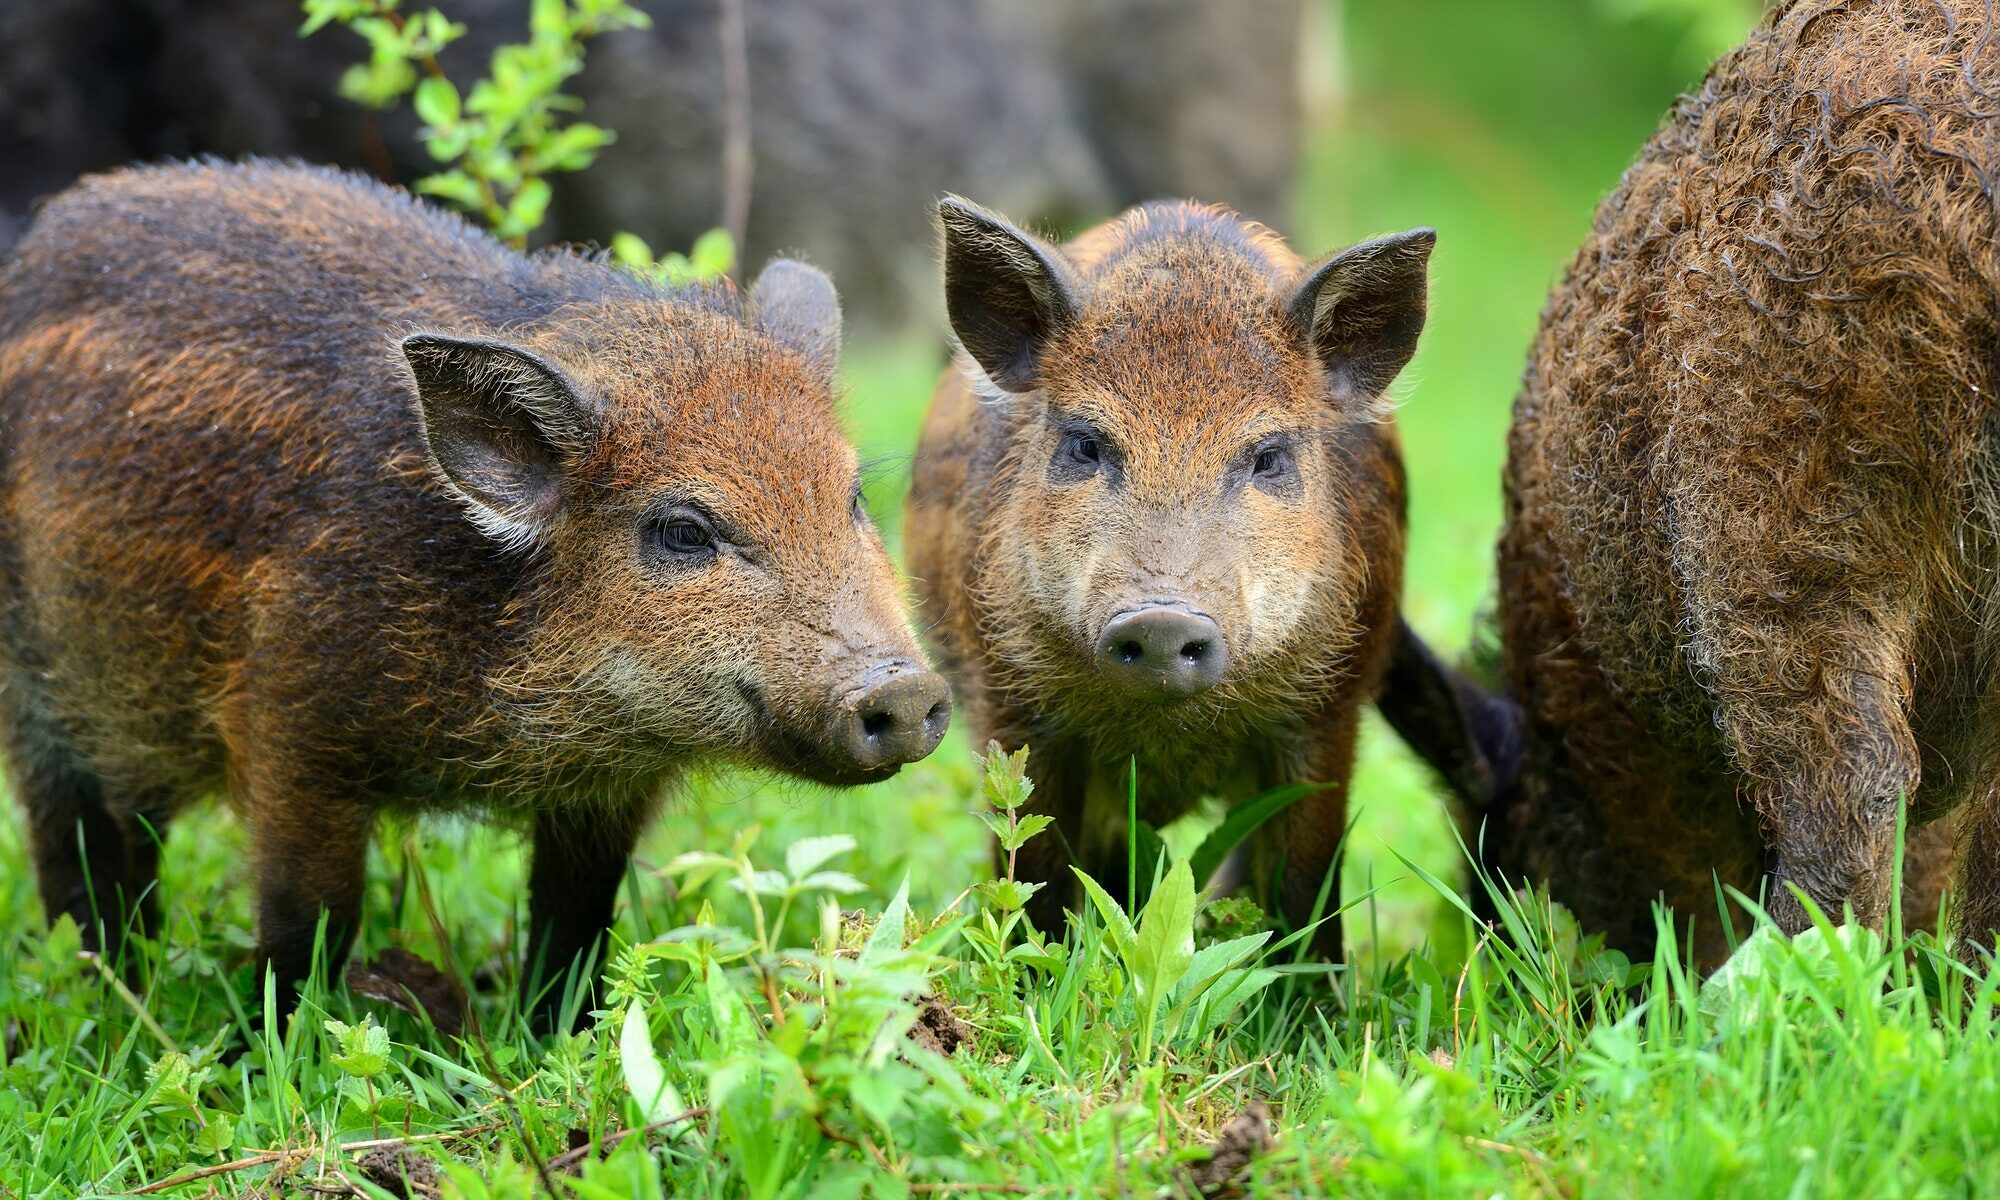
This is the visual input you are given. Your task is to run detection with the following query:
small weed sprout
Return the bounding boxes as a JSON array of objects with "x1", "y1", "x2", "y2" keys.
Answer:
[{"x1": 961, "y1": 742, "x2": 1064, "y2": 994}]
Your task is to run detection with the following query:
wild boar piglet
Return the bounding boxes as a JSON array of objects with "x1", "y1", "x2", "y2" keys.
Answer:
[
  {"x1": 0, "y1": 160, "x2": 949, "y2": 1028},
  {"x1": 908, "y1": 196, "x2": 1432, "y2": 951}
]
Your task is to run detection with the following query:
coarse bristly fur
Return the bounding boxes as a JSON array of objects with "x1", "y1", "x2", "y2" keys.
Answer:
[
  {"x1": 906, "y1": 196, "x2": 1433, "y2": 954},
  {"x1": 1382, "y1": 0, "x2": 2000, "y2": 967},
  {"x1": 0, "y1": 159, "x2": 944, "y2": 1028}
]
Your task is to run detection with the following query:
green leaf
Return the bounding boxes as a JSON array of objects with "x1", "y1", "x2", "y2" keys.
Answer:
[
  {"x1": 194, "y1": 1112, "x2": 236, "y2": 1157},
  {"x1": 727, "y1": 869, "x2": 789, "y2": 897},
  {"x1": 1072, "y1": 868, "x2": 1135, "y2": 962},
  {"x1": 1010, "y1": 813, "x2": 1054, "y2": 847},
  {"x1": 785, "y1": 834, "x2": 856, "y2": 881},
  {"x1": 324, "y1": 1017, "x2": 392, "y2": 1078},
  {"x1": 414, "y1": 170, "x2": 487, "y2": 211},
  {"x1": 1190, "y1": 967, "x2": 1281, "y2": 1042},
  {"x1": 619, "y1": 1003, "x2": 688, "y2": 1126},
  {"x1": 609, "y1": 231, "x2": 655, "y2": 269},
  {"x1": 1168, "y1": 931, "x2": 1272, "y2": 1008},
  {"x1": 978, "y1": 741, "x2": 1033, "y2": 812},
  {"x1": 538, "y1": 121, "x2": 616, "y2": 172},
  {"x1": 502, "y1": 176, "x2": 553, "y2": 235},
  {"x1": 861, "y1": 878, "x2": 912, "y2": 966},
  {"x1": 793, "y1": 870, "x2": 867, "y2": 896},
  {"x1": 413, "y1": 76, "x2": 461, "y2": 128},
  {"x1": 686, "y1": 227, "x2": 737, "y2": 279},
  {"x1": 847, "y1": 1067, "x2": 905, "y2": 1133},
  {"x1": 1189, "y1": 783, "x2": 1328, "y2": 888},
  {"x1": 705, "y1": 960, "x2": 756, "y2": 1047},
  {"x1": 1131, "y1": 858, "x2": 1197, "y2": 1007}
]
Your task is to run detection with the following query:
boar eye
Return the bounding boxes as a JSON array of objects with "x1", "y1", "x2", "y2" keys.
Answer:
[
  {"x1": 1248, "y1": 442, "x2": 1296, "y2": 480},
  {"x1": 1056, "y1": 430, "x2": 1103, "y2": 472},
  {"x1": 648, "y1": 512, "x2": 716, "y2": 562},
  {"x1": 851, "y1": 484, "x2": 868, "y2": 523}
]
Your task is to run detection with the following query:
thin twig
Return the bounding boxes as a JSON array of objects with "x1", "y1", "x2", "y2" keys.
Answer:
[
  {"x1": 543, "y1": 1108, "x2": 710, "y2": 1172},
  {"x1": 716, "y1": 0, "x2": 754, "y2": 260},
  {"x1": 79, "y1": 951, "x2": 178, "y2": 1055},
  {"x1": 339, "y1": 1118, "x2": 508, "y2": 1153},
  {"x1": 1463, "y1": 1134, "x2": 1566, "y2": 1198},
  {"x1": 130, "y1": 1149, "x2": 307, "y2": 1195}
]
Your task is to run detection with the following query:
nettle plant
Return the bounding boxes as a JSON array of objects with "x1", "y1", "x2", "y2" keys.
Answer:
[
  {"x1": 301, "y1": 0, "x2": 733, "y2": 280},
  {"x1": 572, "y1": 745, "x2": 1302, "y2": 1192}
]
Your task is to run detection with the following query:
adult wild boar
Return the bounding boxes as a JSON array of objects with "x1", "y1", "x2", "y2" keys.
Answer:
[
  {"x1": 0, "y1": 161, "x2": 949, "y2": 1026},
  {"x1": 1382, "y1": 0, "x2": 1994, "y2": 965},
  {"x1": 907, "y1": 197, "x2": 1432, "y2": 952}
]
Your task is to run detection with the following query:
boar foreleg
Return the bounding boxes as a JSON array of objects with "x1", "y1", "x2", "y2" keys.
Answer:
[
  {"x1": 248, "y1": 774, "x2": 374, "y2": 1018},
  {"x1": 523, "y1": 807, "x2": 645, "y2": 1033},
  {"x1": 1709, "y1": 630, "x2": 1917, "y2": 935}
]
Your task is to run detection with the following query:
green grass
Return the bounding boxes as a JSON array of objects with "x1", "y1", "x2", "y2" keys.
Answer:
[{"x1": 20, "y1": 1, "x2": 2000, "y2": 1196}]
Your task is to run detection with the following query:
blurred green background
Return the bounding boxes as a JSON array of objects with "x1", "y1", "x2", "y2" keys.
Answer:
[{"x1": 819, "y1": 0, "x2": 1767, "y2": 955}]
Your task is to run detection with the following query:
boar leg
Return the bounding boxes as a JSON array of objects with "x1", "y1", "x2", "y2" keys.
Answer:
[
  {"x1": 523, "y1": 809, "x2": 644, "y2": 1033},
  {"x1": 1711, "y1": 635, "x2": 1917, "y2": 935},
  {"x1": 247, "y1": 780, "x2": 374, "y2": 1016},
  {"x1": 1251, "y1": 712, "x2": 1359, "y2": 962},
  {"x1": 1011, "y1": 748, "x2": 1090, "y2": 943},
  {"x1": 1949, "y1": 788, "x2": 2000, "y2": 960},
  {"x1": 3, "y1": 699, "x2": 147, "y2": 963},
  {"x1": 122, "y1": 803, "x2": 173, "y2": 941}
]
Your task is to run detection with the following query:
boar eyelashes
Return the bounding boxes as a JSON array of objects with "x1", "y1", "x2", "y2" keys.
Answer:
[
  {"x1": 1049, "y1": 423, "x2": 1114, "y2": 485},
  {"x1": 645, "y1": 508, "x2": 719, "y2": 566}
]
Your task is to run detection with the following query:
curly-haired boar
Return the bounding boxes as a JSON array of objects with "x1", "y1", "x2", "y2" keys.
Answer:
[
  {"x1": 1383, "y1": 0, "x2": 2000, "y2": 965},
  {"x1": 906, "y1": 197, "x2": 1431, "y2": 952},
  {"x1": 0, "y1": 161, "x2": 949, "y2": 1026}
]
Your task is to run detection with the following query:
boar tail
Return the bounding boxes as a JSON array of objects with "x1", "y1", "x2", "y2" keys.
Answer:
[{"x1": 1376, "y1": 618, "x2": 1521, "y2": 815}]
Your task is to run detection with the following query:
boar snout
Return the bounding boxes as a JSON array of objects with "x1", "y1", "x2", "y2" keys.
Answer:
[
  {"x1": 835, "y1": 660, "x2": 952, "y2": 775},
  {"x1": 1096, "y1": 604, "x2": 1228, "y2": 698}
]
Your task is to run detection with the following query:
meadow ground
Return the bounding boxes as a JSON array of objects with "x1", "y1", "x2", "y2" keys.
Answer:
[{"x1": 13, "y1": 2, "x2": 2000, "y2": 1197}]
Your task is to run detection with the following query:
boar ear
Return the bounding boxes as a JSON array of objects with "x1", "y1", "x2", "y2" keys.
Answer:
[
  {"x1": 748, "y1": 259, "x2": 841, "y2": 381},
  {"x1": 401, "y1": 333, "x2": 597, "y2": 548},
  {"x1": 938, "y1": 195, "x2": 1085, "y2": 394},
  {"x1": 1283, "y1": 227, "x2": 1435, "y2": 403}
]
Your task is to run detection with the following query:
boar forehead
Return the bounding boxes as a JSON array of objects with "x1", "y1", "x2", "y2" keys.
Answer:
[
  {"x1": 563, "y1": 307, "x2": 858, "y2": 527},
  {"x1": 1041, "y1": 252, "x2": 1323, "y2": 464}
]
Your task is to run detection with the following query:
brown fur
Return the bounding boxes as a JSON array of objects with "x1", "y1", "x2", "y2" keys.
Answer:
[
  {"x1": 1389, "y1": 0, "x2": 2000, "y2": 964},
  {"x1": 0, "y1": 160, "x2": 945, "y2": 1026},
  {"x1": 907, "y1": 198, "x2": 1431, "y2": 952}
]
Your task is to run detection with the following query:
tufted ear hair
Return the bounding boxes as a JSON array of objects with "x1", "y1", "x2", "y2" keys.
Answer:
[
  {"x1": 401, "y1": 332, "x2": 597, "y2": 549},
  {"x1": 938, "y1": 195, "x2": 1087, "y2": 394},
  {"x1": 747, "y1": 259, "x2": 842, "y2": 382},
  {"x1": 1281, "y1": 227, "x2": 1435, "y2": 404}
]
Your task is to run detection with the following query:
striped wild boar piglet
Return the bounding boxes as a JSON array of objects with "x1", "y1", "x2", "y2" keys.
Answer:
[
  {"x1": 0, "y1": 161, "x2": 949, "y2": 1028},
  {"x1": 906, "y1": 197, "x2": 1432, "y2": 953}
]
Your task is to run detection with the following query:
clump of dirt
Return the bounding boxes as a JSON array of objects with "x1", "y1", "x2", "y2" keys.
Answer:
[
  {"x1": 905, "y1": 993, "x2": 971, "y2": 1056},
  {"x1": 1183, "y1": 1102, "x2": 1275, "y2": 1198},
  {"x1": 346, "y1": 947, "x2": 468, "y2": 1037},
  {"x1": 354, "y1": 1143, "x2": 442, "y2": 1199}
]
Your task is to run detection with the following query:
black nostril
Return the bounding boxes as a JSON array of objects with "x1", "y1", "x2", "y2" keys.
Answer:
[
  {"x1": 1096, "y1": 604, "x2": 1228, "y2": 697},
  {"x1": 840, "y1": 667, "x2": 952, "y2": 770}
]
